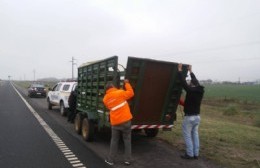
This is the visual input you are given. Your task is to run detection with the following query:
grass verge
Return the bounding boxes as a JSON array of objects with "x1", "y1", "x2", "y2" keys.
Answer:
[{"x1": 158, "y1": 104, "x2": 260, "y2": 168}]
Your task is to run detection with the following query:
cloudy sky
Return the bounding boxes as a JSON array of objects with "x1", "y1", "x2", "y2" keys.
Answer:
[{"x1": 1, "y1": 0, "x2": 260, "y2": 82}]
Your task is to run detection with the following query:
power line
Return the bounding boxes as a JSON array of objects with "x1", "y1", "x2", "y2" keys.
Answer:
[
  {"x1": 192, "y1": 57, "x2": 260, "y2": 64},
  {"x1": 154, "y1": 41, "x2": 260, "y2": 58},
  {"x1": 33, "y1": 69, "x2": 36, "y2": 81}
]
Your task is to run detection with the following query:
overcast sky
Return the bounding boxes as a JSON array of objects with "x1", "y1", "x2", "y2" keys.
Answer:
[{"x1": 1, "y1": 0, "x2": 260, "y2": 82}]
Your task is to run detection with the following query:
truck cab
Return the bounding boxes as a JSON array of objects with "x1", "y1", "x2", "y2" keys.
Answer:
[{"x1": 47, "y1": 81, "x2": 77, "y2": 116}]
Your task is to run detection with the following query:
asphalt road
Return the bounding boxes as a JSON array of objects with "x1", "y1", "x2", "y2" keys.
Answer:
[{"x1": 0, "y1": 80, "x2": 222, "y2": 168}]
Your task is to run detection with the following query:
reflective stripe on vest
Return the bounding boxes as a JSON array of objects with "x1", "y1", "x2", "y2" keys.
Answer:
[{"x1": 111, "y1": 101, "x2": 127, "y2": 111}]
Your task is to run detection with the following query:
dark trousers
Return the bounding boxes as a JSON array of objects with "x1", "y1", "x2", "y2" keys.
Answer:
[
  {"x1": 67, "y1": 107, "x2": 76, "y2": 122},
  {"x1": 108, "y1": 120, "x2": 132, "y2": 162}
]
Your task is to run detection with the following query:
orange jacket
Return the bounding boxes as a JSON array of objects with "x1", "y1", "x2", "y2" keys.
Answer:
[{"x1": 103, "y1": 82, "x2": 134, "y2": 126}]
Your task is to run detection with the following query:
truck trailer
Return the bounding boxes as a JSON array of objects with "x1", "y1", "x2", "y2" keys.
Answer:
[{"x1": 74, "y1": 56, "x2": 187, "y2": 141}]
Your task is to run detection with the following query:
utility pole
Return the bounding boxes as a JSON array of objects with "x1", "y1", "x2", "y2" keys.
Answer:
[
  {"x1": 33, "y1": 69, "x2": 36, "y2": 82},
  {"x1": 70, "y1": 57, "x2": 76, "y2": 80}
]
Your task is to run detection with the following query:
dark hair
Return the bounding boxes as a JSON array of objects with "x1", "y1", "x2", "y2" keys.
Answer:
[{"x1": 105, "y1": 82, "x2": 115, "y2": 91}]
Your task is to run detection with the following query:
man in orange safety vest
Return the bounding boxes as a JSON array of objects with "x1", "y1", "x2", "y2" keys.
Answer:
[{"x1": 103, "y1": 79, "x2": 134, "y2": 166}]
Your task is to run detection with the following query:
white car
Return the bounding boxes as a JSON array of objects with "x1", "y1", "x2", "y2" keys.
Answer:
[{"x1": 47, "y1": 81, "x2": 77, "y2": 116}]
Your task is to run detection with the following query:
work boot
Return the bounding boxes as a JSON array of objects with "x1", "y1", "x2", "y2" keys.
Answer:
[{"x1": 180, "y1": 153, "x2": 194, "y2": 160}]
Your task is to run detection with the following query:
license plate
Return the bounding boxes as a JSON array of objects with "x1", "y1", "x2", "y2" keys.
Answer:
[{"x1": 37, "y1": 93, "x2": 41, "y2": 95}]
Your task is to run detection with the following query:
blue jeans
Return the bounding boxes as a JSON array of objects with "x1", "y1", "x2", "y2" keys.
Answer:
[{"x1": 182, "y1": 115, "x2": 201, "y2": 157}]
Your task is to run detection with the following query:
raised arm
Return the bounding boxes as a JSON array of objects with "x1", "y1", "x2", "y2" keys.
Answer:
[
  {"x1": 122, "y1": 79, "x2": 134, "y2": 100},
  {"x1": 178, "y1": 63, "x2": 190, "y2": 91}
]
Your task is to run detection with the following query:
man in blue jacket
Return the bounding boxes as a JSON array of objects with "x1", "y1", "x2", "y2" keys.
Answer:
[{"x1": 178, "y1": 64, "x2": 204, "y2": 160}]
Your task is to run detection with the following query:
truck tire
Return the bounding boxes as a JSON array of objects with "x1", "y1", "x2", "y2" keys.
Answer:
[
  {"x1": 144, "y1": 128, "x2": 159, "y2": 137},
  {"x1": 81, "y1": 118, "x2": 94, "y2": 142},
  {"x1": 60, "y1": 101, "x2": 66, "y2": 116},
  {"x1": 47, "y1": 98, "x2": 52, "y2": 110},
  {"x1": 74, "y1": 113, "x2": 82, "y2": 134}
]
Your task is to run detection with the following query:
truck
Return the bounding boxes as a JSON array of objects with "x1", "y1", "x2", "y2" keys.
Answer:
[
  {"x1": 74, "y1": 56, "x2": 187, "y2": 141},
  {"x1": 47, "y1": 81, "x2": 78, "y2": 116}
]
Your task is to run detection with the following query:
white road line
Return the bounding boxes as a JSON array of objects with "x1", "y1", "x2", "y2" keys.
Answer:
[
  {"x1": 58, "y1": 145, "x2": 67, "y2": 148},
  {"x1": 12, "y1": 83, "x2": 87, "y2": 168},
  {"x1": 68, "y1": 157, "x2": 78, "y2": 161},
  {"x1": 73, "y1": 163, "x2": 84, "y2": 167},
  {"x1": 64, "y1": 152, "x2": 74, "y2": 155},
  {"x1": 66, "y1": 154, "x2": 76, "y2": 158},
  {"x1": 62, "y1": 149, "x2": 71, "y2": 153}
]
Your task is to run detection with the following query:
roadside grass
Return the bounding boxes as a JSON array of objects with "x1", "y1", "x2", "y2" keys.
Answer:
[
  {"x1": 14, "y1": 80, "x2": 56, "y2": 90},
  {"x1": 158, "y1": 103, "x2": 260, "y2": 168},
  {"x1": 200, "y1": 105, "x2": 260, "y2": 168},
  {"x1": 15, "y1": 81, "x2": 31, "y2": 88}
]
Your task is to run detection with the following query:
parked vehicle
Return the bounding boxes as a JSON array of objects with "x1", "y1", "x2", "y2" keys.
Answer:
[
  {"x1": 28, "y1": 84, "x2": 47, "y2": 98},
  {"x1": 47, "y1": 81, "x2": 77, "y2": 116},
  {"x1": 75, "y1": 56, "x2": 188, "y2": 141}
]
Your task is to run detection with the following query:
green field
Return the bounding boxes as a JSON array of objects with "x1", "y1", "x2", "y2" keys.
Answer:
[
  {"x1": 158, "y1": 84, "x2": 260, "y2": 168},
  {"x1": 204, "y1": 84, "x2": 260, "y2": 103}
]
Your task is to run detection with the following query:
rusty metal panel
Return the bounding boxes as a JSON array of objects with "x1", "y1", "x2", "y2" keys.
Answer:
[{"x1": 125, "y1": 57, "x2": 186, "y2": 125}]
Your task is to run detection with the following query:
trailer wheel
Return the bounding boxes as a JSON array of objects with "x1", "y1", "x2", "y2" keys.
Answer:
[
  {"x1": 81, "y1": 118, "x2": 94, "y2": 142},
  {"x1": 60, "y1": 101, "x2": 66, "y2": 116},
  {"x1": 47, "y1": 98, "x2": 52, "y2": 110},
  {"x1": 74, "y1": 113, "x2": 82, "y2": 134},
  {"x1": 144, "y1": 128, "x2": 159, "y2": 137}
]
